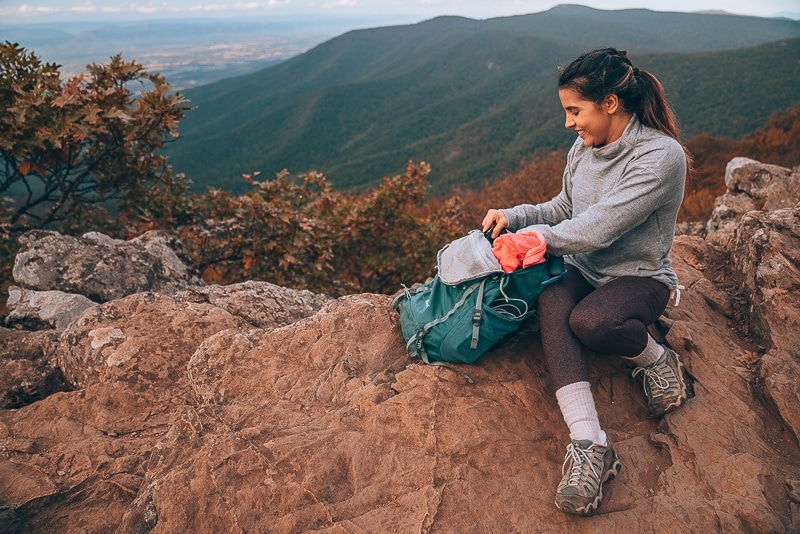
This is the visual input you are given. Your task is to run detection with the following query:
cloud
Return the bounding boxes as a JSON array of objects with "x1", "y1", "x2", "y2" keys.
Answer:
[
  {"x1": 178, "y1": 0, "x2": 289, "y2": 10},
  {"x1": 235, "y1": 1, "x2": 261, "y2": 7},
  {"x1": 323, "y1": 0, "x2": 359, "y2": 8},
  {"x1": 15, "y1": 4, "x2": 60, "y2": 13},
  {"x1": 190, "y1": 3, "x2": 229, "y2": 11},
  {"x1": 70, "y1": 3, "x2": 98, "y2": 13}
]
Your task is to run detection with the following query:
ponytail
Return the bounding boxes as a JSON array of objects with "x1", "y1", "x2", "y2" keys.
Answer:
[{"x1": 637, "y1": 70, "x2": 680, "y2": 142}]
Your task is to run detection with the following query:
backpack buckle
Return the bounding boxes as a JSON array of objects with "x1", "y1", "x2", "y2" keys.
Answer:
[{"x1": 472, "y1": 309, "x2": 482, "y2": 326}]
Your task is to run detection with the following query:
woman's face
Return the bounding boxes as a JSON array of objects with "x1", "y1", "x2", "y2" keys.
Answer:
[{"x1": 558, "y1": 87, "x2": 621, "y2": 148}]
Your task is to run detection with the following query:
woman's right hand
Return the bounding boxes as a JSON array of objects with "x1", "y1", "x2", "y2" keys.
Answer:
[{"x1": 481, "y1": 209, "x2": 509, "y2": 239}]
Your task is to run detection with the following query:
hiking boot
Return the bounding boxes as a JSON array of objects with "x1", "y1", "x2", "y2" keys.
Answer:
[
  {"x1": 555, "y1": 439, "x2": 621, "y2": 516},
  {"x1": 631, "y1": 347, "x2": 688, "y2": 417}
]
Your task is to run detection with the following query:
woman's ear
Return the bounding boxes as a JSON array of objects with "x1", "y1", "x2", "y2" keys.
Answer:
[{"x1": 603, "y1": 94, "x2": 621, "y2": 114}]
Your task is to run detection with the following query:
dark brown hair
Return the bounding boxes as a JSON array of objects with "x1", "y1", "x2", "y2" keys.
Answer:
[{"x1": 558, "y1": 47, "x2": 692, "y2": 168}]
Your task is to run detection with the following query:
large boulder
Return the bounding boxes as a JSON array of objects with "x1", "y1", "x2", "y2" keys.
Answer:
[
  {"x1": 12, "y1": 229, "x2": 204, "y2": 303},
  {"x1": 706, "y1": 157, "x2": 799, "y2": 249},
  {"x1": 56, "y1": 292, "x2": 249, "y2": 390},
  {"x1": 174, "y1": 280, "x2": 333, "y2": 329},
  {"x1": 730, "y1": 204, "x2": 800, "y2": 441}
]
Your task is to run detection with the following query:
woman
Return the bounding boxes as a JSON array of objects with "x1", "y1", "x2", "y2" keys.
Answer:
[{"x1": 482, "y1": 48, "x2": 690, "y2": 516}]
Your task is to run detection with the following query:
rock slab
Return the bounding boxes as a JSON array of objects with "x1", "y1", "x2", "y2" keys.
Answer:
[{"x1": 0, "y1": 159, "x2": 798, "y2": 533}]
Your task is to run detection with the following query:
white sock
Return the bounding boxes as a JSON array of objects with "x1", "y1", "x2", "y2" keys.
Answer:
[
  {"x1": 624, "y1": 334, "x2": 665, "y2": 368},
  {"x1": 555, "y1": 381, "x2": 607, "y2": 446}
]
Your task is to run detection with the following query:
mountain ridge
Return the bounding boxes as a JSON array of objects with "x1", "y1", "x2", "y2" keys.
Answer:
[{"x1": 168, "y1": 5, "x2": 800, "y2": 192}]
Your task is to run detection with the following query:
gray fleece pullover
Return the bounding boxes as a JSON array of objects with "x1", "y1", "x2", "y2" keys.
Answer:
[{"x1": 503, "y1": 115, "x2": 686, "y2": 289}]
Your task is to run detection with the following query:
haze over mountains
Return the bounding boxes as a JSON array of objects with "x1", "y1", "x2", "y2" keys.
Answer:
[
  {"x1": 0, "y1": 15, "x2": 417, "y2": 90},
  {"x1": 165, "y1": 5, "x2": 799, "y2": 194}
]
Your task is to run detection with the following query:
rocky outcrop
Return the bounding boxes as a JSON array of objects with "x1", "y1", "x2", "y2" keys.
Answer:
[
  {"x1": 731, "y1": 203, "x2": 800, "y2": 441},
  {"x1": 703, "y1": 157, "x2": 800, "y2": 444},
  {"x1": 0, "y1": 159, "x2": 798, "y2": 533},
  {"x1": 12, "y1": 229, "x2": 204, "y2": 303},
  {"x1": 6, "y1": 229, "x2": 332, "y2": 335},
  {"x1": 173, "y1": 280, "x2": 333, "y2": 329},
  {"x1": 706, "y1": 157, "x2": 800, "y2": 249}
]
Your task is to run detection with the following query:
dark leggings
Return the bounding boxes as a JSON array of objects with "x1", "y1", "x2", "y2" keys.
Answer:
[{"x1": 537, "y1": 265, "x2": 670, "y2": 390}]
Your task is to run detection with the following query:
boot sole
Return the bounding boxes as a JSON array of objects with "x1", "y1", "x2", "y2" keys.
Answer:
[{"x1": 555, "y1": 455, "x2": 622, "y2": 516}]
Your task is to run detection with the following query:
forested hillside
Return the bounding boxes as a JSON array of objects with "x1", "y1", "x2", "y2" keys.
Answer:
[{"x1": 166, "y1": 5, "x2": 800, "y2": 193}]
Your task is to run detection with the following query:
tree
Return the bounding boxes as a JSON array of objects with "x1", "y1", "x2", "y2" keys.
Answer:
[
  {"x1": 179, "y1": 163, "x2": 465, "y2": 297},
  {"x1": 0, "y1": 42, "x2": 190, "y2": 236},
  {"x1": 330, "y1": 161, "x2": 464, "y2": 294},
  {"x1": 180, "y1": 170, "x2": 343, "y2": 293},
  {"x1": 738, "y1": 105, "x2": 800, "y2": 169}
]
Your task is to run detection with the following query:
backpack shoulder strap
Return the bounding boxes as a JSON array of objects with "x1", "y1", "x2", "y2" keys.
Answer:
[{"x1": 469, "y1": 278, "x2": 487, "y2": 349}]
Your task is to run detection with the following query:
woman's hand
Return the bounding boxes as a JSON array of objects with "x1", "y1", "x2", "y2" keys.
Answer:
[{"x1": 481, "y1": 209, "x2": 509, "y2": 239}]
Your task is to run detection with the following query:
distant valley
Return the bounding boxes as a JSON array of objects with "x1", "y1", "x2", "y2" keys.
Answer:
[{"x1": 0, "y1": 15, "x2": 418, "y2": 90}]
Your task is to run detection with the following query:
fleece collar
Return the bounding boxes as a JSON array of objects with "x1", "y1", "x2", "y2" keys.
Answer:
[{"x1": 591, "y1": 115, "x2": 640, "y2": 160}]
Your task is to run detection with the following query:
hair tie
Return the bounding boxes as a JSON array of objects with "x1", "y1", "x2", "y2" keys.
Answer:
[{"x1": 632, "y1": 67, "x2": 640, "y2": 77}]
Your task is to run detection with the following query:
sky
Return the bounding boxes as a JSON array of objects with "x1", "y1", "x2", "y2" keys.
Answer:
[{"x1": 1, "y1": 0, "x2": 798, "y2": 23}]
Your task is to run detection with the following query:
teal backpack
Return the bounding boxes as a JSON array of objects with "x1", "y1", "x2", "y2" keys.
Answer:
[{"x1": 392, "y1": 230, "x2": 566, "y2": 374}]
